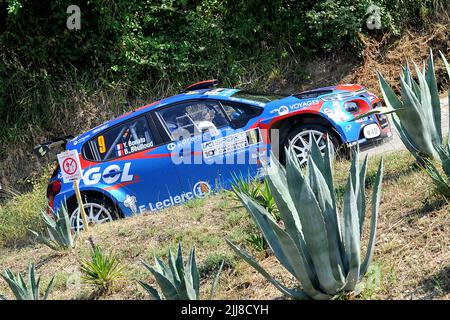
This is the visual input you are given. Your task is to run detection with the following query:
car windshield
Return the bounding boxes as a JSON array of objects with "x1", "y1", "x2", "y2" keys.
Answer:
[{"x1": 230, "y1": 91, "x2": 286, "y2": 104}]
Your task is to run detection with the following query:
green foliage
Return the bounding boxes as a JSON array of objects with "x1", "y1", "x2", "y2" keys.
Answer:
[
  {"x1": 29, "y1": 203, "x2": 77, "y2": 252},
  {"x1": 0, "y1": 177, "x2": 47, "y2": 247},
  {"x1": 0, "y1": 0, "x2": 447, "y2": 155},
  {"x1": 246, "y1": 232, "x2": 266, "y2": 253},
  {"x1": 80, "y1": 238, "x2": 125, "y2": 294},
  {"x1": 228, "y1": 141, "x2": 384, "y2": 299},
  {"x1": 138, "y1": 242, "x2": 223, "y2": 300},
  {"x1": 0, "y1": 263, "x2": 54, "y2": 300},
  {"x1": 231, "y1": 174, "x2": 279, "y2": 221}
]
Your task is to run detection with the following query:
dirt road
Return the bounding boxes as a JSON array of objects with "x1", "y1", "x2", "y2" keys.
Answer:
[{"x1": 362, "y1": 96, "x2": 449, "y2": 156}]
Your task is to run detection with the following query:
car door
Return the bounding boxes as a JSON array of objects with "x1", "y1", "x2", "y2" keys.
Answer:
[
  {"x1": 82, "y1": 114, "x2": 184, "y2": 215},
  {"x1": 153, "y1": 99, "x2": 264, "y2": 196}
]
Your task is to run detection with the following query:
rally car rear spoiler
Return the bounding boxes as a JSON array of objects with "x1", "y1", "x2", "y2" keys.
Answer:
[{"x1": 33, "y1": 135, "x2": 74, "y2": 158}]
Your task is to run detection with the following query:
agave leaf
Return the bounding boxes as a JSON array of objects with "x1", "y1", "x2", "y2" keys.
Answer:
[
  {"x1": 138, "y1": 280, "x2": 161, "y2": 300},
  {"x1": 307, "y1": 141, "x2": 345, "y2": 285},
  {"x1": 236, "y1": 193, "x2": 298, "y2": 277},
  {"x1": 1, "y1": 272, "x2": 25, "y2": 299},
  {"x1": 265, "y1": 158, "x2": 318, "y2": 282},
  {"x1": 286, "y1": 154, "x2": 343, "y2": 294},
  {"x1": 424, "y1": 159, "x2": 450, "y2": 197},
  {"x1": 265, "y1": 154, "x2": 302, "y2": 243},
  {"x1": 400, "y1": 75, "x2": 438, "y2": 158},
  {"x1": 425, "y1": 50, "x2": 442, "y2": 142},
  {"x1": 43, "y1": 276, "x2": 55, "y2": 300},
  {"x1": 175, "y1": 242, "x2": 184, "y2": 280},
  {"x1": 414, "y1": 61, "x2": 441, "y2": 146},
  {"x1": 226, "y1": 239, "x2": 311, "y2": 299},
  {"x1": 183, "y1": 247, "x2": 199, "y2": 300},
  {"x1": 440, "y1": 51, "x2": 450, "y2": 80},
  {"x1": 167, "y1": 248, "x2": 181, "y2": 289},
  {"x1": 28, "y1": 264, "x2": 37, "y2": 300},
  {"x1": 435, "y1": 145, "x2": 450, "y2": 179},
  {"x1": 378, "y1": 71, "x2": 404, "y2": 110},
  {"x1": 41, "y1": 211, "x2": 57, "y2": 229},
  {"x1": 360, "y1": 159, "x2": 384, "y2": 278},
  {"x1": 209, "y1": 260, "x2": 224, "y2": 300},
  {"x1": 145, "y1": 264, "x2": 179, "y2": 300},
  {"x1": 358, "y1": 154, "x2": 368, "y2": 233},
  {"x1": 263, "y1": 211, "x2": 335, "y2": 299},
  {"x1": 342, "y1": 176, "x2": 361, "y2": 291}
]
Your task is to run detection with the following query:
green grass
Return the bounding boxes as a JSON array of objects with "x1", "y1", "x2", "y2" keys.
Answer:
[{"x1": 0, "y1": 175, "x2": 48, "y2": 248}]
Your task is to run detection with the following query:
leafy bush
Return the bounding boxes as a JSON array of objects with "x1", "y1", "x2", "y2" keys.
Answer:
[
  {"x1": 0, "y1": 179, "x2": 46, "y2": 247},
  {"x1": 228, "y1": 141, "x2": 384, "y2": 299}
]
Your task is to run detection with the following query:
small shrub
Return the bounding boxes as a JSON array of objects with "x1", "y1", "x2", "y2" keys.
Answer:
[
  {"x1": 0, "y1": 263, "x2": 54, "y2": 300},
  {"x1": 80, "y1": 237, "x2": 125, "y2": 294},
  {"x1": 138, "y1": 242, "x2": 223, "y2": 300}
]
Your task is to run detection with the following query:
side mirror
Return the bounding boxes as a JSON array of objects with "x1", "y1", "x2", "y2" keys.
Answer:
[{"x1": 196, "y1": 121, "x2": 219, "y2": 136}]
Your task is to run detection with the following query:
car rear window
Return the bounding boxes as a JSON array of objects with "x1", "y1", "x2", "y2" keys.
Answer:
[
  {"x1": 230, "y1": 91, "x2": 286, "y2": 104},
  {"x1": 83, "y1": 116, "x2": 155, "y2": 161}
]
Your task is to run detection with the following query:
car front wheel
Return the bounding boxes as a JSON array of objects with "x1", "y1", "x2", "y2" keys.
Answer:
[
  {"x1": 69, "y1": 195, "x2": 119, "y2": 231},
  {"x1": 284, "y1": 124, "x2": 339, "y2": 166}
]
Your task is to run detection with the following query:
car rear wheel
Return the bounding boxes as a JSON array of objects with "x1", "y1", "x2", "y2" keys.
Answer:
[
  {"x1": 284, "y1": 124, "x2": 339, "y2": 166},
  {"x1": 69, "y1": 195, "x2": 119, "y2": 231}
]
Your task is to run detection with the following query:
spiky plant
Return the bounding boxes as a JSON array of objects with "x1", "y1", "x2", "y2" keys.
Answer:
[
  {"x1": 356, "y1": 50, "x2": 449, "y2": 160},
  {"x1": 0, "y1": 263, "x2": 54, "y2": 300},
  {"x1": 227, "y1": 140, "x2": 384, "y2": 299},
  {"x1": 138, "y1": 242, "x2": 224, "y2": 300},
  {"x1": 29, "y1": 203, "x2": 77, "y2": 252},
  {"x1": 357, "y1": 50, "x2": 450, "y2": 196},
  {"x1": 80, "y1": 237, "x2": 125, "y2": 294}
]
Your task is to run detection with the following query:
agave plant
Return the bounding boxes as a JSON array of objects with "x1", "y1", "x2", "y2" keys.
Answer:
[
  {"x1": 227, "y1": 140, "x2": 384, "y2": 299},
  {"x1": 0, "y1": 263, "x2": 54, "y2": 300},
  {"x1": 138, "y1": 242, "x2": 224, "y2": 300},
  {"x1": 356, "y1": 50, "x2": 449, "y2": 161},
  {"x1": 29, "y1": 203, "x2": 77, "y2": 251}
]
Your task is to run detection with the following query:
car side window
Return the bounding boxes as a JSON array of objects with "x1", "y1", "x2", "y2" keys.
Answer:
[
  {"x1": 83, "y1": 116, "x2": 155, "y2": 161},
  {"x1": 156, "y1": 101, "x2": 230, "y2": 140},
  {"x1": 220, "y1": 102, "x2": 262, "y2": 127}
]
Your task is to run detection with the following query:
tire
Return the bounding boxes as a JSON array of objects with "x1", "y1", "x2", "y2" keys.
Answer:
[
  {"x1": 68, "y1": 194, "x2": 120, "y2": 231},
  {"x1": 282, "y1": 124, "x2": 340, "y2": 166}
]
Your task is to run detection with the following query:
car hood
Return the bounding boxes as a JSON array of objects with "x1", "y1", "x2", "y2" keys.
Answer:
[{"x1": 293, "y1": 84, "x2": 367, "y2": 100}]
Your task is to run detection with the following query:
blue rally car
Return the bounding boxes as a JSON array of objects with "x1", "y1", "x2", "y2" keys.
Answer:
[{"x1": 37, "y1": 80, "x2": 392, "y2": 229}]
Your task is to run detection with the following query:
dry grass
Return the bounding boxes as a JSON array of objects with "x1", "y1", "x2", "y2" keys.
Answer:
[{"x1": 0, "y1": 150, "x2": 449, "y2": 300}]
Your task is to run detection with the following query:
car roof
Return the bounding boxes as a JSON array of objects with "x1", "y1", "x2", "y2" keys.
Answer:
[{"x1": 71, "y1": 87, "x2": 258, "y2": 145}]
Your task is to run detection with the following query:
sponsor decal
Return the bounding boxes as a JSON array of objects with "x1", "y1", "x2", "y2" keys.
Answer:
[
  {"x1": 271, "y1": 99, "x2": 320, "y2": 116},
  {"x1": 123, "y1": 194, "x2": 138, "y2": 214},
  {"x1": 229, "y1": 97, "x2": 265, "y2": 107},
  {"x1": 323, "y1": 103, "x2": 352, "y2": 122},
  {"x1": 201, "y1": 128, "x2": 260, "y2": 159},
  {"x1": 92, "y1": 124, "x2": 108, "y2": 134},
  {"x1": 167, "y1": 142, "x2": 176, "y2": 151},
  {"x1": 116, "y1": 137, "x2": 154, "y2": 156},
  {"x1": 115, "y1": 144, "x2": 124, "y2": 157},
  {"x1": 140, "y1": 181, "x2": 211, "y2": 213},
  {"x1": 83, "y1": 162, "x2": 134, "y2": 186},
  {"x1": 72, "y1": 135, "x2": 90, "y2": 146}
]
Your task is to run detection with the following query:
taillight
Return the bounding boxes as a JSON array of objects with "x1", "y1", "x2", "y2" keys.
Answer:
[{"x1": 46, "y1": 180, "x2": 61, "y2": 215}]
